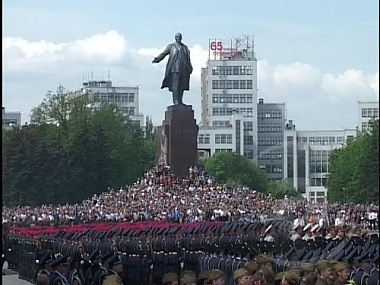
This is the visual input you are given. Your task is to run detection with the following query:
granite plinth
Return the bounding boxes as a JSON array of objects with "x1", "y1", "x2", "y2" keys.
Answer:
[{"x1": 156, "y1": 104, "x2": 198, "y2": 178}]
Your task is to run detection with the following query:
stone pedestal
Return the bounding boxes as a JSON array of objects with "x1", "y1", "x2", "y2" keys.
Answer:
[{"x1": 156, "y1": 104, "x2": 198, "y2": 178}]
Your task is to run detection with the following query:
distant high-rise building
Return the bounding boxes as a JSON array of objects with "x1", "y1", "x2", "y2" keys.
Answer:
[
  {"x1": 357, "y1": 101, "x2": 379, "y2": 133},
  {"x1": 199, "y1": 35, "x2": 258, "y2": 161},
  {"x1": 2, "y1": 107, "x2": 22, "y2": 130},
  {"x1": 257, "y1": 98, "x2": 286, "y2": 180},
  {"x1": 75, "y1": 80, "x2": 144, "y2": 127}
]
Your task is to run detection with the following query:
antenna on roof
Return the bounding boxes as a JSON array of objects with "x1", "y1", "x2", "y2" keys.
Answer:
[
  {"x1": 108, "y1": 71, "x2": 111, "y2": 81},
  {"x1": 91, "y1": 71, "x2": 93, "y2": 81}
]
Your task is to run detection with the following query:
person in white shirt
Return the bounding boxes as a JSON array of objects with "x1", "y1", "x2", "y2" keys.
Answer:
[
  {"x1": 290, "y1": 223, "x2": 303, "y2": 242},
  {"x1": 293, "y1": 212, "x2": 306, "y2": 228},
  {"x1": 335, "y1": 212, "x2": 345, "y2": 226}
]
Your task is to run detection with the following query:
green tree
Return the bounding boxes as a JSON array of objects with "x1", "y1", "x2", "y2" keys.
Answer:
[
  {"x1": 327, "y1": 120, "x2": 379, "y2": 204},
  {"x1": 204, "y1": 151, "x2": 268, "y2": 192},
  {"x1": 145, "y1": 115, "x2": 156, "y2": 141},
  {"x1": 267, "y1": 179, "x2": 303, "y2": 199},
  {"x1": 3, "y1": 85, "x2": 155, "y2": 206}
]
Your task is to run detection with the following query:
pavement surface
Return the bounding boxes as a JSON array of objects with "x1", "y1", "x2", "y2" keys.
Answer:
[{"x1": 2, "y1": 262, "x2": 32, "y2": 285}]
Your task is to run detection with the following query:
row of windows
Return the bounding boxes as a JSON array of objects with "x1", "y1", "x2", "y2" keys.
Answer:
[
  {"x1": 212, "y1": 80, "x2": 253, "y2": 90},
  {"x1": 212, "y1": 107, "x2": 254, "y2": 117},
  {"x1": 309, "y1": 178, "x2": 327, "y2": 187},
  {"x1": 215, "y1": 134, "x2": 233, "y2": 144},
  {"x1": 306, "y1": 136, "x2": 345, "y2": 145},
  {"x1": 297, "y1": 136, "x2": 337, "y2": 144},
  {"x1": 198, "y1": 134, "x2": 210, "y2": 144},
  {"x1": 212, "y1": 94, "x2": 254, "y2": 104},
  {"x1": 309, "y1": 190, "x2": 326, "y2": 196},
  {"x1": 215, "y1": 149, "x2": 233, "y2": 153},
  {"x1": 116, "y1": 107, "x2": 135, "y2": 115},
  {"x1": 212, "y1": 121, "x2": 231, "y2": 128},
  {"x1": 93, "y1": 93, "x2": 135, "y2": 103},
  {"x1": 212, "y1": 66, "x2": 254, "y2": 76},
  {"x1": 258, "y1": 137, "x2": 283, "y2": 146},
  {"x1": 244, "y1": 149, "x2": 254, "y2": 159},
  {"x1": 260, "y1": 164, "x2": 283, "y2": 173},
  {"x1": 310, "y1": 162, "x2": 329, "y2": 173},
  {"x1": 198, "y1": 134, "x2": 234, "y2": 144},
  {"x1": 2, "y1": 119, "x2": 19, "y2": 126},
  {"x1": 361, "y1": 108, "x2": 379, "y2": 118},
  {"x1": 244, "y1": 135, "x2": 253, "y2": 145},
  {"x1": 310, "y1": 150, "x2": 330, "y2": 157},
  {"x1": 258, "y1": 151, "x2": 283, "y2": 160},
  {"x1": 258, "y1": 123, "x2": 282, "y2": 133},
  {"x1": 244, "y1": 122, "x2": 253, "y2": 131},
  {"x1": 258, "y1": 110, "x2": 283, "y2": 119}
]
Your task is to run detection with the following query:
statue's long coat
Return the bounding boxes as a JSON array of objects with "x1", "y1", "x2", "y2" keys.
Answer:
[{"x1": 155, "y1": 42, "x2": 193, "y2": 93}]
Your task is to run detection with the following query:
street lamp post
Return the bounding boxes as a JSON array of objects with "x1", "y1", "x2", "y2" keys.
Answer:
[{"x1": 342, "y1": 186, "x2": 346, "y2": 204}]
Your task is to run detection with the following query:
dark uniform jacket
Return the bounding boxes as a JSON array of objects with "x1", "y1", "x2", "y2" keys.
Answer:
[
  {"x1": 92, "y1": 266, "x2": 108, "y2": 285},
  {"x1": 68, "y1": 268, "x2": 84, "y2": 285},
  {"x1": 353, "y1": 268, "x2": 370, "y2": 285},
  {"x1": 368, "y1": 268, "x2": 379, "y2": 285},
  {"x1": 49, "y1": 270, "x2": 70, "y2": 285}
]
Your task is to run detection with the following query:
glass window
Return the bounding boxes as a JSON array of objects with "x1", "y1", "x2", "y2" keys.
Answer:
[
  {"x1": 247, "y1": 80, "x2": 253, "y2": 89},
  {"x1": 233, "y1": 66, "x2": 240, "y2": 75},
  {"x1": 240, "y1": 80, "x2": 246, "y2": 89}
]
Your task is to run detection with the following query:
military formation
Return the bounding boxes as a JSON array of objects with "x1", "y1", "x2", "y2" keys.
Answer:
[{"x1": 2, "y1": 219, "x2": 379, "y2": 285}]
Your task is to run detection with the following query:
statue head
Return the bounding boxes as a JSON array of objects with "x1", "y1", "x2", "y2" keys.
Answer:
[{"x1": 175, "y1": 32, "x2": 182, "y2": 43}]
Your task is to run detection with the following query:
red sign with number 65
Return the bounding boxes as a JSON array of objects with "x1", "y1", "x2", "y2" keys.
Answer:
[{"x1": 210, "y1": 41, "x2": 223, "y2": 51}]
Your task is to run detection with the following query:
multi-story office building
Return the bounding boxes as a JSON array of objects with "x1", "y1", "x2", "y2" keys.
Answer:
[
  {"x1": 2, "y1": 107, "x2": 22, "y2": 130},
  {"x1": 76, "y1": 80, "x2": 144, "y2": 127},
  {"x1": 357, "y1": 101, "x2": 379, "y2": 133},
  {"x1": 283, "y1": 121, "x2": 357, "y2": 202},
  {"x1": 257, "y1": 99, "x2": 286, "y2": 180},
  {"x1": 200, "y1": 36, "x2": 258, "y2": 161},
  {"x1": 198, "y1": 98, "x2": 286, "y2": 181}
]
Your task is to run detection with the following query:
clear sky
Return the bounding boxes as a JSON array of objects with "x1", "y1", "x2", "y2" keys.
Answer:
[{"x1": 2, "y1": 0, "x2": 379, "y2": 130}]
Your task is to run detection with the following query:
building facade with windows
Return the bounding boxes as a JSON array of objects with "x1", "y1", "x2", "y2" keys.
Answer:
[
  {"x1": 357, "y1": 101, "x2": 379, "y2": 133},
  {"x1": 200, "y1": 36, "x2": 258, "y2": 162},
  {"x1": 257, "y1": 99, "x2": 286, "y2": 180},
  {"x1": 2, "y1": 107, "x2": 22, "y2": 130},
  {"x1": 283, "y1": 121, "x2": 357, "y2": 202},
  {"x1": 76, "y1": 80, "x2": 144, "y2": 127}
]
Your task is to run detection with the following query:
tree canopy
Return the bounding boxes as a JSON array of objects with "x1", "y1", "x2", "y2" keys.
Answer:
[
  {"x1": 203, "y1": 151, "x2": 268, "y2": 192},
  {"x1": 2, "y1": 86, "x2": 155, "y2": 206},
  {"x1": 327, "y1": 120, "x2": 379, "y2": 204}
]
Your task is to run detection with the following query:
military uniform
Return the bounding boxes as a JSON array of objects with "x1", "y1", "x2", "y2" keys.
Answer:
[
  {"x1": 315, "y1": 278, "x2": 329, "y2": 285},
  {"x1": 68, "y1": 268, "x2": 84, "y2": 285},
  {"x1": 353, "y1": 268, "x2": 370, "y2": 285},
  {"x1": 49, "y1": 255, "x2": 70, "y2": 285},
  {"x1": 368, "y1": 268, "x2": 379, "y2": 285}
]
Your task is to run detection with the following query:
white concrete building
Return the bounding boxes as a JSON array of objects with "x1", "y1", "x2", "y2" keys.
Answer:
[
  {"x1": 283, "y1": 121, "x2": 357, "y2": 202},
  {"x1": 76, "y1": 80, "x2": 144, "y2": 127},
  {"x1": 2, "y1": 107, "x2": 22, "y2": 130},
  {"x1": 357, "y1": 101, "x2": 379, "y2": 133},
  {"x1": 199, "y1": 36, "x2": 258, "y2": 161}
]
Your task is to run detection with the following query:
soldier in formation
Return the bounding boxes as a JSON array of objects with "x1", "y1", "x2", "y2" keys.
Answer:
[{"x1": 3, "y1": 221, "x2": 379, "y2": 285}]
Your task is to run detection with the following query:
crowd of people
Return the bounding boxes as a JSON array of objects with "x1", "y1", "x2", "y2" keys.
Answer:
[{"x1": 2, "y1": 165, "x2": 379, "y2": 232}]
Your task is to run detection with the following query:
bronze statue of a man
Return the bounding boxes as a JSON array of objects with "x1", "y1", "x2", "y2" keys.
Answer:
[{"x1": 152, "y1": 32, "x2": 193, "y2": 105}]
